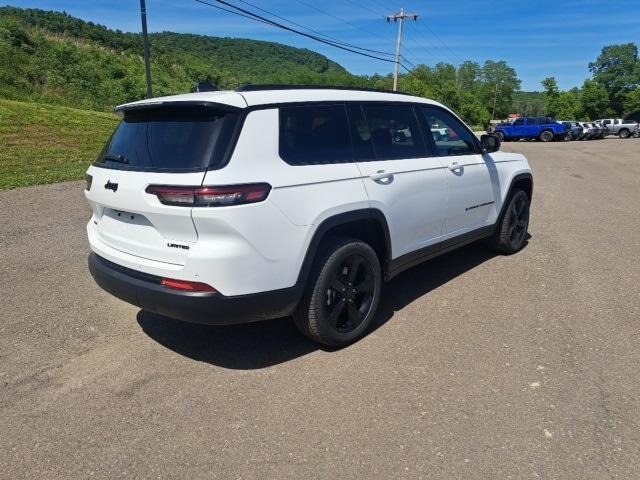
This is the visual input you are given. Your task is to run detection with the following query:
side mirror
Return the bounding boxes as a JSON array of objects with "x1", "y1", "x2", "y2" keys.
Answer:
[{"x1": 480, "y1": 134, "x2": 501, "y2": 154}]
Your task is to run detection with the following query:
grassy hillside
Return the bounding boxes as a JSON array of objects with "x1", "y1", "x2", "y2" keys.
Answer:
[
  {"x1": 0, "y1": 6, "x2": 362, "y2": 112},
  {"x1": 0, "y1": 99, "x2": 118, "y2": 190}
]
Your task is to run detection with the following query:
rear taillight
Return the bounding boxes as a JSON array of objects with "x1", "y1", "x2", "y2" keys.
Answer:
[
  {"x1": 161, "y1": 278, "x2": 217, "y2": 293},
  {"x1": 85, "y1": 174, "x2": 93, "y2": 191},
  {"x1": 145, "y1": 184, "x2": 271, "y2": 207}
]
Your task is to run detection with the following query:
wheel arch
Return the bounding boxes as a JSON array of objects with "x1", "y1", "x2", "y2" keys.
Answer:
[
  {"x1": 296, "y1": 209, "x2": 392, "y2": 287},
  {"x1": 499, "y1": 172, "x2": 533, "y2": 220}
]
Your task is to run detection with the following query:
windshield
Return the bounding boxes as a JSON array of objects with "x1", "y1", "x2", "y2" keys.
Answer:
[{"x1": 96, "y1": 105, "x2": 238, "y2": 171}]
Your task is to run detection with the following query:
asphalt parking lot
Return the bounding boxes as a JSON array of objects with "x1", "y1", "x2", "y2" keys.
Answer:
[{"x1": 1, "y1": 138, "x2": 639, "y2": 479}]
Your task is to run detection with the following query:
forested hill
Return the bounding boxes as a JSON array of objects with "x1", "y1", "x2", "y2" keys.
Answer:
[{"x1": 0, "y1": 6, "x2": 363, "y2": 111}]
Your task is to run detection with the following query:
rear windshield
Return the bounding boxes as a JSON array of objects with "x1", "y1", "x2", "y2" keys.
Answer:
[{"x1": 96, "y1": 105, "x2": 238, "y2": 171}]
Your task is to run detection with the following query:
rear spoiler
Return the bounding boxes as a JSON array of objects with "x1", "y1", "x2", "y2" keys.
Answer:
[{"x1": 114, "y1": 100, "x2": 243, "y2": 117}]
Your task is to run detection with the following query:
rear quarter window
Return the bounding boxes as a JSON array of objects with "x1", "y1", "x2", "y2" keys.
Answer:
[{"x1": 279, "y1": 104, "x2": 352, "y2": 165}]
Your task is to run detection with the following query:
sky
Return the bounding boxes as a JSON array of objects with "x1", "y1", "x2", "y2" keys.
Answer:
[{"x1": 6, "y1": 0, "x2": 640, "y2": 91}]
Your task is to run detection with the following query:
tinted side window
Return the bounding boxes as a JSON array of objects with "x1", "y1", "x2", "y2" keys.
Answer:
[
  {"x1": 279, "y1": 105, "x2": 352, "y2": 165},
  {"x1": 420, "y1": 106, "x2": 478, "y2": 156},
  {"x1": 346, "y1": 104, "x2": 375, "y2": 161},
  {"x1": 361, "y1": 104, "x2": 426, "y2": 160},
  {"x1": 513, "y1": 118, "x2": 525, "y2": 126}
]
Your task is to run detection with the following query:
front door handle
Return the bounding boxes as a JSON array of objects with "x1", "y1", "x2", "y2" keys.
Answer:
[
  {"x1": 370, "y1": 170, "x2": 394, "y2": 183},
  {"x1": 448, "y1": 161, "x2": 464, "y2": 172}
]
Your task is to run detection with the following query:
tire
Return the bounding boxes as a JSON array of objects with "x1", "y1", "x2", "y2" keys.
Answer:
[
  {"x1": 619, "y1": 129, "x2": 630, "y2": 139},
  {"x1": 485, "y1": 190, "x2": 530, "y2": 254},
  {"x1": 563, "y1": 132, "x2": 572, "y2": 141},
  {"x1": 293, "y1": 237, "x2": 382, "y2": 347},
  {"x1": 539, "y1": 130, "x2": 553, "y2": 142}
]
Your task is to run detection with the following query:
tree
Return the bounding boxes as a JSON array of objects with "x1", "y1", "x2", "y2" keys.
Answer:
[
  {"x1": 541, "y1": 76, "x2": 560, "y2": 116},
  {"x1": 626, "y1": 87, "x2": 640, "y2": 115},
  {"x1": 480, "y1": 60, "x2": 521, "y2": 119},
  {"x1": 457, "y1": 61, "x2": 481, "y2": 91},
  {"x1": 589, "y1": 43, "x2": 640, "y2": 116},
  {"x1": 580, "y1": 79, "x2": 611, "y2": 119}
]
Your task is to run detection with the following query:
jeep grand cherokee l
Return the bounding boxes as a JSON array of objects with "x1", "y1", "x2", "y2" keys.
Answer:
[{"x1": 86, "y1": 86, "x2": 533, "y2": 346}]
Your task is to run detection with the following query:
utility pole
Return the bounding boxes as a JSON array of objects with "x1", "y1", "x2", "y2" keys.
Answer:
[
  {"x1": 386, "y1": 8, "x2": 418, "y2": 91},
  {"x1": 139, "y1": 0, "x2": 153, "y2": 98},
  {"x1": 492, "y1": 81, "x2": 499, "y2": 120}
]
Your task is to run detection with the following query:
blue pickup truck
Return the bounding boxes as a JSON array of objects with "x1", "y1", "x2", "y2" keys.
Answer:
[{"x1": 495, "y1": 116, "x2": 568, "y2": 142}]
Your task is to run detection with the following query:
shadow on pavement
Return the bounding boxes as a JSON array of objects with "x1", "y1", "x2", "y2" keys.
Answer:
[
  {"x1": 137, "y1": 312, "x2": 319, "y2": 370},
  {"x1": 138, "y1": 240, "x2": 523, "y2": 369}
]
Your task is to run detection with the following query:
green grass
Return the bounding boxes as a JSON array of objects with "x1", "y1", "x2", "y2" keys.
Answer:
[{"x1": 0, "y1": 99, "x2": 119, "y2": 190}]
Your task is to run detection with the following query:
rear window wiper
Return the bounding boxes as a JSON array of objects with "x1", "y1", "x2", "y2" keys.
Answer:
[{"x1": 102, "y1": 153, "x2": 129, "y2": 164}]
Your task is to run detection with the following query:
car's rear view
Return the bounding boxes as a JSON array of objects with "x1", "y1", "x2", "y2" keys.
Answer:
[
  {"x1": 87, "y1": 102, "x2": 239, "y2": 262},
  {"x1": 85, "y1": 95, "x2": 299, "y2": 324}
]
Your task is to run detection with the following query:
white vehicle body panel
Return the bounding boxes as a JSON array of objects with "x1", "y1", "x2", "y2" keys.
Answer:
[
  {"x1": 87, "y1": 89, "x2": 532, "y2": 301},
  {"x1": 357, "y1": 155, "x2": 448, "y2": 258}
]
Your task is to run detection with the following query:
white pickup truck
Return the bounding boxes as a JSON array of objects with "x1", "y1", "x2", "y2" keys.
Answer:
[{"x1": 595, "y1": 118, "x2": 639, "y2": 138}]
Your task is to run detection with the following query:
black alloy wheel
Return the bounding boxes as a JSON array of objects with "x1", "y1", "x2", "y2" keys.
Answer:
[
  {"x1": 324, "y1": 254, "x2": 376, "y2": 334},
  {"x1": 505, "y1": 193, "x2": 529, "y2": 250},
  {"x1": 294, "y1": 238, "x2": 382, "y2": 347},
  {"x1": 485, "y1": 189, "x2": 530, "y2": 254}
]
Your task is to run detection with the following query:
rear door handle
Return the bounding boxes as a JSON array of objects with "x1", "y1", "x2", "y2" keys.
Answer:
[
  {"x1": 370, "y1": 170, "x2": 394, "y2": 183},
  {"x1": 448, "y1": 161, "x2": 463, "y2": 172}
]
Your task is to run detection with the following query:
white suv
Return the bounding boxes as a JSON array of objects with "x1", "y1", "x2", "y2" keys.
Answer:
[{"x1": 86, "y1": 86, "x2": 532, "y2": 346}]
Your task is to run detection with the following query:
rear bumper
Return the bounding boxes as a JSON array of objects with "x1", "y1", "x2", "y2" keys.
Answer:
[{"x1": 88, "y1": 253, "x2": 301, "y2": 325}]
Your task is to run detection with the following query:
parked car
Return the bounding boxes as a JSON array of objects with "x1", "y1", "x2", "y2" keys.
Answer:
[
  {"x1": 85, "y1": 85, "x2": 533, "y2": 347},
  {"x1": 590, "y1": 122, "x2": 604, "y2": 139},
  {"x1": 495, "y1": 116, "x2": 568, "y2": 142},
  {"x1": 594, "y1": 122, "x2": 609, "y2": 139},
  {"x1": 580, "y1": 122, "x2": 597, "y2": 140},
  {"x1": 595, "y1": 118, "x2": 639, "y2": 138},
  {"x1": 559, "y1": 121, "x2": 583, "y2": 140}
]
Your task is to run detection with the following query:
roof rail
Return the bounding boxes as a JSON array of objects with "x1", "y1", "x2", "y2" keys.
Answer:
[{"x1": 236, "y1": 84, "x2": 411, "y2": 95}]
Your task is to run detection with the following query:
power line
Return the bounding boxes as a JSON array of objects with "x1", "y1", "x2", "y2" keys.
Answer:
[
  {"x1": 342, "y1": 0, "x2": 386, "y2": 19},
  {"x1": 403, "y1": 27, "x2": 440, "y2": 64},
  {"x1": 293, "y1": 0, "x2": 391, "y2": 45},
  {"x1": 194, "y1": 0, "x2": 413, "y2": 69},
  {"x1": 401, "y1": 56, "x2": 418, "y2": 70},
  {"x1": 415, "y1": 18, "x2": 464, "y2": 64},
  {"x1": 235, "y1": 0, "x2": 394, "y2": 56},
  {"x1": 190, "y1": 0, "x2": 276, "y2": 27},
  {"x1": 405, "y1": 21, "x2": 456, "y2": 65}
]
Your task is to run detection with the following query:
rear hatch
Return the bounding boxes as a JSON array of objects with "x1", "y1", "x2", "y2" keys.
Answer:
[{"x1": 86, "y1": 102, "x2": 240, "y2": 265}]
